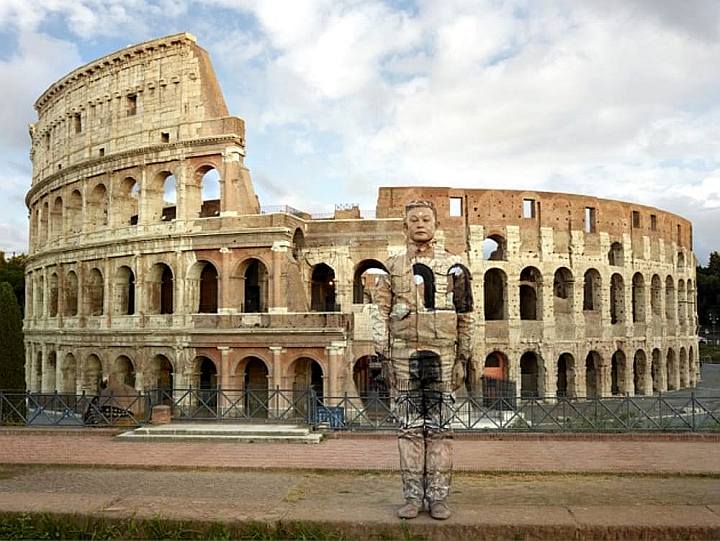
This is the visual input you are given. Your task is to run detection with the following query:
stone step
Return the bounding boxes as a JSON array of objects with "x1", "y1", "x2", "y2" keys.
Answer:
[{"x1": 117, "y1": 423, "x2": 323, "y2": 444}]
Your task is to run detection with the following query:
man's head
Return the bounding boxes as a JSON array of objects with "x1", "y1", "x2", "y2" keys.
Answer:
[{"x1": 404, "y1": 200, "x2": 437, "y2": 244}]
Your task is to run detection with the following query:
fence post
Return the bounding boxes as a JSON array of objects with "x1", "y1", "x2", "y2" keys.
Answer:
[
  {"x1": 658, "y1": 391, "x2": 663, "y2": 429},
  {"x1": 691, "y1": 391, "x2": 696, "y2": 431}
]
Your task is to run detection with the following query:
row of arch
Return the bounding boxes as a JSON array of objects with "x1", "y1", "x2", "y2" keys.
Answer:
[
  {"x1": 28, "y1": 344, "x2": 697, "y2": 402},
  {"x1": 28, "y1": 350, "x2": 326, "y2": 401},
  {"x1": 483, "y1": 346, "x2": 698, "y2": 398},
  {"x1": 483, "y1": 236, "x2": 688, "y2": 272},
  {"x1": 26, "y1": 256, "x2": 697, "y2": 325},
  {"x1": 30, "y1": 166, "x2": 222, "y2": 248},
  {"x1": 483, "y1": 267, "x2": 695, "y2": 324},
  {"x1": 27, "y1": 258, "x2": 269, "y2": 317}
]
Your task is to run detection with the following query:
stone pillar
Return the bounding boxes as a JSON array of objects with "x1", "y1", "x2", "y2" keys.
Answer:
[
  {"x1": 218, "y1": 346, "x2": 232, "y2": 414},
  {"x1": 133, "y1": 253, "x2": 145, "y2": 319},
  {"x1": 643, "y1": 357, "x2": 654, "y2": 396},
  {"x1": 575, "y1": 359, "x2": 587, "y2": 399},
  {"x1": 600, "y1": 360, "x2": 612, "y2": 397},
  {"x1": 269, "y1": 346, "x2": 285, "y2": 416},
  {"x1": 270, "y1": 241, "x2": 290, "y2": 313},
  {"x1": 40, "y1": 344, "x2": 51, "y2": 393},
  {"x1": 138, "y1": 166, "x2": 150, "y2": 225},
  {"x1": 102, "y1": 257, "x2": 111, "y2": 327},
  {"x1": 624, "y1": 356, "x2": 634, "y2": 396},
  {"x1": 174, "y1": 250, "x2": 185, "y2": 320},
  {"x1": 544, "y1": 354, "x2": 556, "y2": 399},
  {"x1": 218, "y1": 248, "x2": 234, "y2": 314},
  {"x1": 326, "y1": 343, "x2": 345, "y2": 405},
  {"x1": 220, "y1": 146, "x2": 242, "y2": 216},
  {"x1": 23, "y1": 343, "x2": 31, "y2": 391}
]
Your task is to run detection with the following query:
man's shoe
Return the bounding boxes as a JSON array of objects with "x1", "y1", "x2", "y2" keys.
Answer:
[
  {"x1": 429, "y1": 501, "x2": 452, "y2": 520},
  {"x1": 397, "y1": 501, "x2": 421, "y2": 519}
]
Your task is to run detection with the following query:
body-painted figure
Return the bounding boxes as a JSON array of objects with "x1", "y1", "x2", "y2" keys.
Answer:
[{"x1": 372, "y1": 200, "x2": 475, "y2": 520}]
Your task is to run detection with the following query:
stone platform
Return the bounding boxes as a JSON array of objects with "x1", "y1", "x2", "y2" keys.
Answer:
[{"x1": 117, "y1": 423, "x2": 323, "y2": 443}]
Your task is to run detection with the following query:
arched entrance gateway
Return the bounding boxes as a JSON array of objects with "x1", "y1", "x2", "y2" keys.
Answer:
[
  {"x1": 585, "y1": 351, "x2": 602, "y2": 398},
  {"x1": 481, "y1": 351, "x2": 511, "y2": 405},
  {"x1": 353, "y1": 355, "x2": 389, "y2": 414},
  {"x1": 243, "y1": 357, "x2": 269, "y2": 418},
  {"x1": 556, "y1": 353, "x2": 576, "y2": 398},
  {"x1": 611, "y1": 350, "x2": 627, "y2": 396},
  {"x1": 520, "y1": 352, "x2": 543, "y2": 398},
  {"x1": 191, "y1": 356, "x2": 218, "y2": 415},
  {"x1": 290, "y1": 357, "x2": 324, "y2": 416}
]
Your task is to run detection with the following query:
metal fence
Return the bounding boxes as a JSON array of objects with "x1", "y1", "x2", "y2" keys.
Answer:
[{"x1": 2, "y1": 388, "x2": 719, "y2": 432}]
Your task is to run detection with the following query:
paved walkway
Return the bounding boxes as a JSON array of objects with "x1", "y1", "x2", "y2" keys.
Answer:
[
  {"x1": 1, "y1": 429, "x2": 719, "y2": 539},
  {"x1": 1, "y1": 429, "x2": 719, "y2": 474}
]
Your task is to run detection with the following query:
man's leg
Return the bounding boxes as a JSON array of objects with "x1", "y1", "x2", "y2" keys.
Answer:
[
  {"x1": 397, "y1": 426, "x2": 425, "y2": 518},
  {"x1": 425, "y1": 426, "x2": 453, "y2": 519}
]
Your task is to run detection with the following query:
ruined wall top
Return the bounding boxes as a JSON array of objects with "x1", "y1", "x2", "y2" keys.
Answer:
[
  {"x1": 29, "y1": 33, "x2": 238, "y2": 184},
  {"x1": 376, "y1": 186, "x2": 694, "y2": 251}
]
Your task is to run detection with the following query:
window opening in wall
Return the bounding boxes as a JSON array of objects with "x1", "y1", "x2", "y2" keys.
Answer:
[
  {"x1": 651, "y1": 214, "x2": 657, "y2": 231},
  {"x1": 200, "y1": 168, "x2": 221, "y2": 217},
  {"x1": 127, "y1": 94, "x2": 137, "y2": 116},
  {"x1": 58, "y1": 164, "x2": 62, "y2": 169},
  {"x1": 311, "y1": 263, "x2": 337, "y2": 311},
  {"x1": 584, "y1": 207, "x2": 596, "y2": 233},
  {"x1": 632, "y1": 210, "x2": 641, "y2": 228},
  {"x1": 161, "y1": 132, "x2": 170, "y2": 143},
  {"x1": 482, "y1": 235, "x2": 506, "y2": 260},
  {"x1": 99, "y1": 147, "x2": 105, "y2": 157},
  {"x1": 677, "y1": 224, "x2": 681, "y2": 243},
  {"x1": 162, "y1": 175, "x2": 177, "y2": 221},
  {"x1": 74, "y1": 113, "x2": 82, "y2": 133},
  {"x1": 522, "y1": 198, "x2": 535, "y2": 219},
  {"x1": 44, "y1": 133, "x2": 50, "y2": 149},
  {"x1": 449, "y1": 197, "x2": 462, "y2": 217}
]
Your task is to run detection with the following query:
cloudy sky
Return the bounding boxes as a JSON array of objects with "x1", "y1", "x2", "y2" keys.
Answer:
[{"x1": 0, "y1": 0, "x2": 718, "y2": 263}]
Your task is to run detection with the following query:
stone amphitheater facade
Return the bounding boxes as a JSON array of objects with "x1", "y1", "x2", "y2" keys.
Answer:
[{"x1": 23, "y1": 33, "x2": 699, "y2": 403}]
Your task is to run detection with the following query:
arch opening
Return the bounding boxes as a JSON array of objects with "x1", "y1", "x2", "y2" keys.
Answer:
[
  {"x1": 311, "y1": 263, "x2": 337, "y2": 312},
  {"x1": 484, "y1": 268, "x2": 507, "y2": 320},
  {"x1": 353, "y1": 259, "x2": 388, "y2": 304},
  {"x1": 519, "y1": 267, "x2": 542, "y2": 320},
  {"x1": 482, "y1": 234, "x2": 506, "y2": 261}
]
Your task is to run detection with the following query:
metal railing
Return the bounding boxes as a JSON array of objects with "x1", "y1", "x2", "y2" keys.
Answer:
[{"x1": 1, "y1": 388, "x2": 719, "y2": 431}]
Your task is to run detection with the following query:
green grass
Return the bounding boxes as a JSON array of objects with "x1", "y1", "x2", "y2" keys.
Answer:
[
  {"x1": 700, "y1": 343, "x2": 720, "y2": 363},
  {"x1": 0, "y1": 513, "x2": 353, "y2": 540}
]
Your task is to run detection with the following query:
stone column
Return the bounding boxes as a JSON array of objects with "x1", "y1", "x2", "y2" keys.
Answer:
[
  {"x1": 133, "y1": 253, "x2": 145, "y2": 321},
  {"x1": 220, "y1": 146, "x2": 243, "y2": 216},
  {"x1": 269, "y1": 346, "x2": 285, "y2": 416},
  {"x1": 102, "y1": 257, "x2": 111, "y2": 327},
  {"x1": 643, "y1": 357, "x2": 654, "y2": 396},
  {"x1": 138, "y1": 166, "x2": 150, "y2": 225},
  {"x1": 624, "y1": 356, "x2": 634, "y2": 396},
  {"x1": 218, "y1": 346, "x2": 232, "y2": 414},
  {"x1": 40, "y1": 344, "x2": 51, "y2": 393},
  {"x1": 575, "y1": 359, "x2": 587, "y2": 398},
  {"x1": 600, "y1": 359, "x2": 612, "y2": 398},
  {"x1": 326, "y1": 343, "x2": 345, "y2": 405},
  {"x1": 218, "y1": 248, "x2": 234, "y2": 314},
  {"x1": 270, "y1": 241, "x2": 290, "y2": 313}
]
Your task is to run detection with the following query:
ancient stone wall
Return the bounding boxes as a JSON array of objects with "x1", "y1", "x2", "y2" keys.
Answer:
[{"x1": 24, "y1": 35, "x2": 699, "y2": 405}]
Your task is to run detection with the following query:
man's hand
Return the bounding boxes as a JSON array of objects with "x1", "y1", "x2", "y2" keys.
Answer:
[{"x1": 451, "y1": 361, "x2": 466, "y2": 391}]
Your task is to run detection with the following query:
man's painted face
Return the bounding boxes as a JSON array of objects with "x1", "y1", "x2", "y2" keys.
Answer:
[{"x1": 406, "y1": 206, "x2": 436, "y2": 243}]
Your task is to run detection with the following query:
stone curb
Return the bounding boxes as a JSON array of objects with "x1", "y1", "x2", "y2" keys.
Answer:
[{"x1": 1, "y1": 509, "x2": 718, "y2": 541}]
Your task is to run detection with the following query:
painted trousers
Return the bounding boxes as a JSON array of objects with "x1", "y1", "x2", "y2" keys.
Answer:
[{"x1": 392, "y1": 350, "x2": 455, "y2": 505}]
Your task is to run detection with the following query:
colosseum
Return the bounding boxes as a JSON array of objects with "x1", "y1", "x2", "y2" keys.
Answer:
[{"x1": 23, "y1": 33, "x2": 699, "y2": 413}]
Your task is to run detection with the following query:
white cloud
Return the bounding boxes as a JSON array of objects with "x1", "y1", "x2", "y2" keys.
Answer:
[{"x1": 1, "y1": 0, "x2": 719, "y2": 262}]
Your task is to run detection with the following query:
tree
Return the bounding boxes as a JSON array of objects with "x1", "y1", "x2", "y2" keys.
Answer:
[
  {"x1": 0, "y1": 252, "x2": 26, "y2": 315},
  {"x1": 0, "y1": 281, "x2": 25, "y2": 391},
  {"x1": 697, "y1": 251, "x2": 720, "y2": 327}
]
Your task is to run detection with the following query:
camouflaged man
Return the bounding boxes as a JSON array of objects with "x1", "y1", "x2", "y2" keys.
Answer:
[{"x1": 372, "y1": 200, "x2": 475, "y2": 520}]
